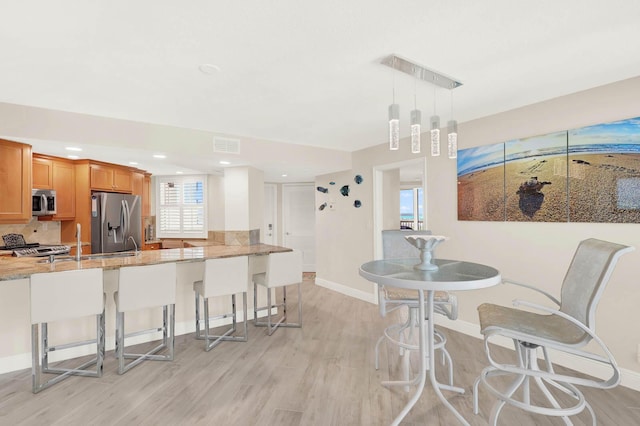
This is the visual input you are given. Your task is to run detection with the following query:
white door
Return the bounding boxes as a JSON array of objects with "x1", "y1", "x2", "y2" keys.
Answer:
[
  {"x1": 262, "y1": 183, "x2": 277, "y2": 245},
  {"x1": 282, "y1": 184, "x2": 316, "y2": 272}
]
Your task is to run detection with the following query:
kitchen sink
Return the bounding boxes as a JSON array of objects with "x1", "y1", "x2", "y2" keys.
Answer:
[
  {"x1": 37, "y1": 251, "x2": 139, "y2": 263},
  {"x1": 81, "y1": 251, "x2": 138, "y2": 260}
]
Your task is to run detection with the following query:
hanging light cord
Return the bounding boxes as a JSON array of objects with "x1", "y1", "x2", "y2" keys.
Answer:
[
  {"x1": 414, "y1": 75, "x2": 417, "y2": 109},
  {"x1": 450, "y1": 90, "x2": 454, "y2": 120},
  {"x1": 433, "y1": 86, "x2": 437, "y2": 114}
]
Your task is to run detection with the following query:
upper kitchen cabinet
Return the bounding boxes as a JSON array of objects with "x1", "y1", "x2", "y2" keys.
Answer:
[
  {"x1": 33, "y1": 154, "x2": 77, "y2": 220},
  {"x1": 32, "y1": 156, "x2": 53, "y2": 189},
  {"x1": 132, "y1": 171, "x2": 144, "y2": 198},
  {"x1": 0, "y1": 139, "x2": 32, "y2": 224},
  {"x1": 142, "y1": 173, "x2": 151, "y2": 216},
  {"x1": 90, "y1": 162, "x2": 132, "y2": 193},
  {"x1": 52, "y1": 158, "x2": 76, "y2": 220}
]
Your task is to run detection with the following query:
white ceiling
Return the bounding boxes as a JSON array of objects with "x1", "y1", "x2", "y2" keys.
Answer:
[{"x1": 2, "y1": 0, "x2": 640, "y2": 180}]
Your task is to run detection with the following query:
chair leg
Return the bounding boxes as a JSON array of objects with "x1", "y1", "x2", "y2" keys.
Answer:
[
  {"x1": 378, "y1": 307, "x2": 456, "y2": 391},
  {"x1": 253, "y1": 283, "x2": 302, "y2": 335},
  {"x1": 116, "y1": 305, "x2": 175, "y2": 374},
  {"x1": 31, "y1": 311, "x2": 106, "y2": 393},
  {"x1": 479, "y1": 342, "x2": 589, "y2": 424},
  {"x1": 197, "y1": 293, "x2": 248, "y2": 351},
  {"x1": 195, "y1": 290, "x2": 201, "y2": 337}
]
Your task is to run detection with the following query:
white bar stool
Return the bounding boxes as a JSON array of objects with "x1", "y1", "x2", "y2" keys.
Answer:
[
  {"x1": 193, "y1": 256, "x2": 249, "y2": 351},
  {"x1": 114, "y1": 262, "x2": 177, "y2": 374},
  {"x1": 252, "y1": 250, "x2": 303, "y2": 336},
  {"x1": 30, "y1": 268, "x2": 105, "y2": 393}
]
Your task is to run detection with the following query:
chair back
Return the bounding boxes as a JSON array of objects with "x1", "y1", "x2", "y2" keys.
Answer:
[
  {"x1": 117, "y1": 262, "x2": 177, "y2": 312},
  {"x1": 560, "y1": 238, "x2": 634, "y2": 330},
  {"x1": 264, "y1": 250, "x2": 303, "y2": 288},
  {"x1": 30, "y1": 268, "x2": 104, "y2": 324},
  {"x1": 202, "y1": 256, "x2": 249, "y2": 298},
  {"x1": 382, "y1": 229, "x2": 431, "y2": 259}
]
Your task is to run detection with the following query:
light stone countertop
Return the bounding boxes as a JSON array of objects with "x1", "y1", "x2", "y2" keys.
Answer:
[{"x1": 0, "y1": 244, "x2": 290, "y2": 281}]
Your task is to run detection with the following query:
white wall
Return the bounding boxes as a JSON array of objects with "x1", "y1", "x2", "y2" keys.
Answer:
[
  {"x1": 223, "y1": 166, "x2": 263, "y2": 230},
  {"x1": 316, "y1": 75, "x2": 640, "y2": 377},
  {"x1": 207, "y1": 174, "x2": 225, "y2": 230}
]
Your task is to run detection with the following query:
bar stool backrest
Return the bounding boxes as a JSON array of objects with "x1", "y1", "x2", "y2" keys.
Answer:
[
  {"x1": 559, "y1": 238, "x2": 634, "y2": 332},
  {"x1": 264, "y1": 250, "x2": 303, "y2": 288},
  {"x1": 30, "y1": 268, "x2": 104, "y2": 324},
  {"x1": 202, "y1": 256, "x2": 249, "y2": 298},
  {"x1": 117, "y1": 262, "x2": 177, "y2": 312},
  {"x1": 382, "y1": 229, "x2": 431, "y2": 259}
]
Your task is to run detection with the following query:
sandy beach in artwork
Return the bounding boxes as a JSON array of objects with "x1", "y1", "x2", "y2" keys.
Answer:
[
  {"x1": 568, "y1": 153, "x2": 640, "y2": 223},
  {"x1": 458, "y1": 153, "x2": 640, "y2": 223}
]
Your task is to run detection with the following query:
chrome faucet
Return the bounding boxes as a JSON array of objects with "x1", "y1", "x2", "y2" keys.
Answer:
[
  {"x1": 75, "y1": 223, "x2": 82, "y2": 261},
  {"x1": 127, "y1": 235, "x2": 139, "y2": 253}
]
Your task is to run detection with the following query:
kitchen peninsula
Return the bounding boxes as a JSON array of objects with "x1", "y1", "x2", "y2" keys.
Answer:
[
  {"x1": 0, "y1": 244, "x2": 291, "y2": 375},
  {"x1": 0, "y1": 244, "x2": 289, "y2": 281}
]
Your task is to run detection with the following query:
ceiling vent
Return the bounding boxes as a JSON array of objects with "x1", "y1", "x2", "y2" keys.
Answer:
[{"x1": 213, "y1": 137, "x2": 240, "y2": 154}]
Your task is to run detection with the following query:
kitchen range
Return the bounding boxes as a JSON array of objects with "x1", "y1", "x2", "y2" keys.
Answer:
[{"x1": 1, "y1": 233, "x2": 70, "y2": 257}]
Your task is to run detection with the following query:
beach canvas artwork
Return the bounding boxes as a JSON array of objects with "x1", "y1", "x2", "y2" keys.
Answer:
[
  {"x1": 457, "y1": 143, "x2": 505, "y2": 221},
  {"x1": 457, "y1": 116, "x2": 640, "y2": 223},
  {"x1": 568, "y1": 117, "x2": 640, "y2": 223},
  {"x1": 505, "y1": 131, "x2": 568, "y2": 222}
]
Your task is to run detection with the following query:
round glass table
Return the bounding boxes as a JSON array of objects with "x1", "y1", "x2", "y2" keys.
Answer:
[{"x1": 360, "y1": 258, "x2": 501, "y2": 426}]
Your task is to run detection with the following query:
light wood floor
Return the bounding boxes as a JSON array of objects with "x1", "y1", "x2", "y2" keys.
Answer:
[{"x1": 1, "y1": 278, "x2": 639, "y2": 425}]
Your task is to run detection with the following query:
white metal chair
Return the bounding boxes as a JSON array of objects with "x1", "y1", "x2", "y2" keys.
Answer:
[
  {"x1": 375, "y1": 229, "x2": 458, "y2": 389},
  {"x1": 114, "y1": 262, "x2": 177, "y2": 374},
  {"x1": 30, "y1": 268, "x2": 105, "y2": 393},
  {"x1": 193, "y1": 256, "x2": 249, "y2": 351},
  {"x1": 252, "y1": 250, "x2": 303, "y2": 336},
  {"x1": 473, "y1": 238, "x2": 634, "y2": 425}
]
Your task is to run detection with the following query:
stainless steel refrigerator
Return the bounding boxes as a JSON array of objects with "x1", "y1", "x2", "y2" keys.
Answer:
[{"x1": 91, "y1": 192, "x2": 141, "y2": 254}]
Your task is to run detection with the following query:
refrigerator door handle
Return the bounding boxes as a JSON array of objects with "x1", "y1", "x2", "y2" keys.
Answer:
[
  {"x1": 120, "y1": 200, "x2": 127, "y2": 239},
  {"x1": 100, "y1": 193, "x2": 108, "y2": 253}
]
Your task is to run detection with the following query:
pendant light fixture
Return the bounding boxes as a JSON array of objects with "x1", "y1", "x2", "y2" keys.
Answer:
[
  {"x1": 447, "y1": 91, "x2": 458, "y2": 159},
  {"x1": 430, "y1": 87, "x2": 440, "y2": 156},
  {"x1": 389, "y1": 101, "x2": 400, "y2": 150},
  {"x1": 381, "y1": 54, "x2": 462, "y2": 157},
  {"x1": 410, "y1": 74, "x2": 421, "y2": 154},
  {"x1": 388, "y1": 57, "x2": 400, "y2": 150}
]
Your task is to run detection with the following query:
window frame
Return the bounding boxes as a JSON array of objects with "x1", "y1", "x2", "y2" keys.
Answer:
[{"x1": 155, "y1": 174, "x2": 208, "y2": 239}]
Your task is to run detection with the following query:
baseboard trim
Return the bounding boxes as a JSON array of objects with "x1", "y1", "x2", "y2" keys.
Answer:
[{"x1": 315, "y1": 277, "x2": 376, "y2": 304}]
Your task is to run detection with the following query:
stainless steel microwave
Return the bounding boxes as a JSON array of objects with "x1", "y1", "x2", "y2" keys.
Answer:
[{"x1": 32, "y1": 189, "x2": 57, "y2": 216}]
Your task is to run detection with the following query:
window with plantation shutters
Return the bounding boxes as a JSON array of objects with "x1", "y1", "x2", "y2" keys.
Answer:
[{"x1": 156, "y1": 175, "x2": 207, "y2": 238}]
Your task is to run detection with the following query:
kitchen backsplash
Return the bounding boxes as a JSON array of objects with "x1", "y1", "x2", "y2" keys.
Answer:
[{"x1": 0, "y1": 218, "x2": 61, "y2": 245}]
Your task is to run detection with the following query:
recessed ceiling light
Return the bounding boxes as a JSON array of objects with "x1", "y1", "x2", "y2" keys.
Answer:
[
  {"x1": 281, "y1": 174, "x2": 288, "y2": 177},
  {"x1": 153, "y1": 154, "x2": 166, "y2": 159},
  {"x1": 129, "y1": 161, "x2": 139, "y2": 165},
  {"x1": 199, "y1": 63, "x2": 221, "y2": 74},
  {"x1": 65, "y1": 146, "x2": 82, "y2": 152},
  {"x1": 219, "y1": 160, "x2": 231, "y2": 165},
  {"x1": 176, "y1": 171, "x2": 183, "y2": 174},
  {"x1": 67, "y1": 155, "x2": 79, "y2": 159}
]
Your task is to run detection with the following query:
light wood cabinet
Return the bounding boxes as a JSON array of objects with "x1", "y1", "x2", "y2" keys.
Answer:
[
  {"x1": 52, "y1": 159, "x2": 75, "y2": 220},
  {"x1": 0, "y1": 139, "x2": 32, "y2": 224},
  {"x1": 32, "y1": 157, "x2": 53, "y2": 189},
  {"x1": 142, "y1": 242, "x2": 161, "y2": 251},
  {"x1": 132, "y1": 171, "x2": 144, "y2": 198},
  {"x1": 90, "y1": 163, "x2": 132, "y2": 193},
  {"x1": 131, "y1": 171, "x2": 145, "y2": 238},
  {"x1": 142, "y1": 174, "x2": 151, "y2": 217}
]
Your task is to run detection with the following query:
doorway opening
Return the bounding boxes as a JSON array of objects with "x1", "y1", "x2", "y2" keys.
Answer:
[{"x1": 372, "y1": 158, "x2": 427, "y2": 260}]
